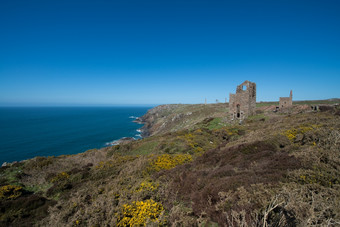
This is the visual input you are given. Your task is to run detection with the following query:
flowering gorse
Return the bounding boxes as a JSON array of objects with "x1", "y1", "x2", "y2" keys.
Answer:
[
  {"x1": 283, "y1": 124, "x2": 320, "y2": 141},
  {"x1": 51, "y1": 172, "x2": 69, "y2": 183},
  {"x1": 148, "y1": 154, "x2": 192, "y2": 172},
  {"x1": 177, "y1": 133, "x2": 204, "y2": 153},
  {"x1": 117, "y1": 199, "x2": 165, "y2": 226},
  {"x1": 0, "y1": 185, "x2": 23, "y2": 200},
  {"x1": 136, "y1": 180, "x2": 159, "y2": 192}
]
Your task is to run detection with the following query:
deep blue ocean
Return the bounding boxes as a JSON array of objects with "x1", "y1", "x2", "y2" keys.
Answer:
[{"x1": 0, "y1": 106, "x2": 151, "y2": 164}]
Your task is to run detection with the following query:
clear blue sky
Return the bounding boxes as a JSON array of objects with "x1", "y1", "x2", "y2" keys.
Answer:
[{"x1": 1, "y1": 0, "x2": 339, "y2": 106}]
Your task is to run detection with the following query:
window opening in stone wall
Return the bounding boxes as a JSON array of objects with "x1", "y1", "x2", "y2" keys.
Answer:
[
  {"x1": 242, "y1": 85, "x2": 247, "y2": 90},
  {"x1": 236, "y1": 104, "x2": 240, "y2": 118}
]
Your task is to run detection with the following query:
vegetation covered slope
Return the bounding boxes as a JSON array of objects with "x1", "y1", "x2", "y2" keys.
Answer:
[
  {"x1": 139, "y1": 103, "x2": 230, "y2": 136},
  {"x1": 0, "y1": 103, "x2": 340, "y2": 226}
]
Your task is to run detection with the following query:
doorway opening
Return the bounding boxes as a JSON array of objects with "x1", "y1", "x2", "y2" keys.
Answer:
[{"x1": 236, "y1": 104, "x2": 241, "y2": 118}]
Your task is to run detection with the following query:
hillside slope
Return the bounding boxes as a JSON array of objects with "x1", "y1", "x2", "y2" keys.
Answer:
[
  {"x1": 1, "y1": 103, "x2": 340, "y2": 226},
  {"x1": 139, "y1": 103, "x2": 229, "y2": 136}
]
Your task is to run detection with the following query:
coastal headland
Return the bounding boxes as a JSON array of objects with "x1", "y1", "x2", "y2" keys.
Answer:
[{"x1": 1, "y1": 100, "x2": 340, "y2": 226}]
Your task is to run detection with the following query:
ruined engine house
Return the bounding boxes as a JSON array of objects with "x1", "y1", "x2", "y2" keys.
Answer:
[
  {"x1": 229, "y1": 80, "x2": 256, "y2": 120},
  {"x1": 279, "y1": 90, "x2": 293, "y2": 110}
]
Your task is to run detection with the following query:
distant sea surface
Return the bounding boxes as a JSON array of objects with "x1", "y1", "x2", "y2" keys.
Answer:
[{"x1": 0, "y1": 106, "x2": 151, "y2": 164}]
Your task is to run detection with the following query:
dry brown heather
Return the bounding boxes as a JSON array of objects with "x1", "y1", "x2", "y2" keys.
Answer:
[{"x1": 0, "y1": 102, "x2": 340, "y2": 226}]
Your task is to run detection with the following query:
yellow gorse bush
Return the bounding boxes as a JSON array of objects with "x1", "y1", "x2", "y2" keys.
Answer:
[
  {"x1": 224, "y1": 127, "x2": 241, "y2": 136},
  {"x1": 136, "y1": 180, "x2": 159, "y2": 192},
  {"x1": 299, "y1": 172, "x2": 339, "y2": 187},
  {"x1": 51, "y1": 171, "x2": 70, "y2": 183},
  {"x1": 148, "y1": 154, "x2": 192, "y2": 172},
  {"x1": 195, "y1": 129, "x2": 202, "y2": 133},
  {"x1": 117, "y1": 199, "x2": 164, "y2": 226},
  {"x1": 0, "y1": 185, "x2": 23, "y2": 200},
  {"x1": 283, "y1": 124, "x2": 320, "y2": 141},
  {"x1": 179, "y1": 133, "x2": 203, "y2": 153}
]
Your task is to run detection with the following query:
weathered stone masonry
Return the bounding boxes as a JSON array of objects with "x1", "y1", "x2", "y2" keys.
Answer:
[
  {"x1": 229, "y1": 80, "x2": 256, "y2": 120},
  {"x1": 279, "y1": 90, "x2": 293, "y2": 110}
]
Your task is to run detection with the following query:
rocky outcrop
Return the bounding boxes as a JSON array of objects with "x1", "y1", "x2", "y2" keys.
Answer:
[{"x1": 138, "y1": 105, "x2": 180, "y2": 137}]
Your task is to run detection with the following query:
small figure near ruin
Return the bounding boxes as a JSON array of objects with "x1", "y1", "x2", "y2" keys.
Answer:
[
  {"x1": 229, "y1": 80, "x2": 256, "y2": 120},
  {"x1": 279, "y1": 90, "x2": 293, "y2": 110}
]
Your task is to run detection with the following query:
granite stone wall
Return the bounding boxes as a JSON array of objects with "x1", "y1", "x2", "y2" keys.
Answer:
[
  {"x1": 279, "y1": 90, "x2": 293, "y2": 110},
  {"x1": 229, "y1": 80, "x2": 256, "y2": 120}
]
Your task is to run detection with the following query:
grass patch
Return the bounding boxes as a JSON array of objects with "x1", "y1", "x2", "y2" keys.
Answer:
[
  {"x1": 195, "y1": 117, "x2": 228, "y2": 130},
  {"x1": 0, "y1": 165, "x2": 24, "y2": 187},
  {"x1": 130, "y1": 141, "x2": 159, "y2": 155},
  {"x1": 207, "y1": 118, "x2": 226, "y2": 130},
  {"x1": 256, "y1": 102, "x2": 278, "y2": 107},
  {"x1": 26, "y1": 183, "x2": 53, "y2": 194},
  {"x1": 247, "y1": 114, "x2": 268, "y2": 122}
]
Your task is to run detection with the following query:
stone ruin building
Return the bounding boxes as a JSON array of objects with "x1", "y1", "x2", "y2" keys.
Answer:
[
  {"x1": 229, "y1": 80, "x2": 256, "y2": 120},
  {"x1": 279, "y1": 90, "x2": 293, "y2": 110}
]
